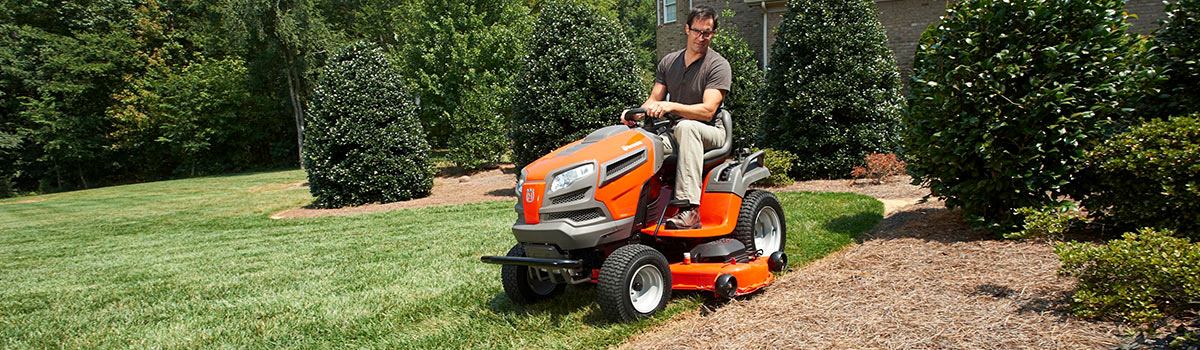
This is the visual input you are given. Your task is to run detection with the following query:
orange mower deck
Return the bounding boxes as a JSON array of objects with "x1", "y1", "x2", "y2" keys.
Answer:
[{"x1": 669, "y1": 256, "x2": 775, "y2": 296}]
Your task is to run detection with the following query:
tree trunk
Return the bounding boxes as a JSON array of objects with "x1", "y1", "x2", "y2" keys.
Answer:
[
  {"x1": 77, "y1": 166, "x2": 88, "y2": 189},
  {"x1": 286, "y1": 61, "x2": 306, "y2": 170}
]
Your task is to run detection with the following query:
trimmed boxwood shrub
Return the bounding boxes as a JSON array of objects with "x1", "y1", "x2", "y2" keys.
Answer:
[
  {"x1": 1080, "y1": 114, "x2": 1200, "y2": 239},
  {"x1": 759, "y1": 0, "x2": 903, "y2": 180},
  {"x1": 710, "y1": 8, "x2": 764, "y2": 151},
  {"x1": 1056, "y1": 228, "x2": 1200, "y2": 324},
  {"x1": 303, "y1": 43, "x2": 433, "y2": 208},
  {"x1": 904, "y1": 0, "x2": 1148, "y2": 232},
  {"x1": 510, "y1": 1, "x2": 645, "y2": 168},
  {"x1": 1156, "y1": 0, "x2": 1200, "y2": 115}
]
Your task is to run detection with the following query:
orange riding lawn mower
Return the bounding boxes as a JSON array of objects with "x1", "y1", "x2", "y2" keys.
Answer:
[{"x1": 481, "y1": 108, "x2": 787, "y2": 322}]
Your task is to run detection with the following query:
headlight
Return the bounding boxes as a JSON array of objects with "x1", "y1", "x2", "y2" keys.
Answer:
[
  {"x1": 515, "y1": 169, "x2": 527, "y2": 196},
  {"x1": 550, "y1": 164, "x2": 594, "y2": 193}
]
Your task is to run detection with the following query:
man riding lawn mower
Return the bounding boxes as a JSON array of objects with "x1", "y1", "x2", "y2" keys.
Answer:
[{"x1": 480, "y1": 108, "x2": 788, "y2": 322}]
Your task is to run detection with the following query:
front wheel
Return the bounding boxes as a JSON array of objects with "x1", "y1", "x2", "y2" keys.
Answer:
[
  {"x1": 733, "y1": 190, "x2": 787, "y2": 258},
  {"x1": 597, "y1": 244, "x2": 672, "y2": 322},
  {"x1": 501, "y1": 244, "x2": 565, "y2": 304}
]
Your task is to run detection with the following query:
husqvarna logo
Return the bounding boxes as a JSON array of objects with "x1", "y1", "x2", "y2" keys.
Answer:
[
  {"x1": 622, "y1": 141, "x2": 643, "y2": 152},
  {"x1": 525, "y1": 188, "x2": 535, "y2": 203}
]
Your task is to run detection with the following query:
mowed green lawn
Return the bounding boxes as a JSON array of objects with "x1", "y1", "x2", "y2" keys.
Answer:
[{"x1": 0, "y1": 170, "x2": 882, "y2": 349}]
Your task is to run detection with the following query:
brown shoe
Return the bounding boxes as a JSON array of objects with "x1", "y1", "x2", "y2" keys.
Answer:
[{"x1": 665, "y1": 207, "x2": 701, "y2": 229}]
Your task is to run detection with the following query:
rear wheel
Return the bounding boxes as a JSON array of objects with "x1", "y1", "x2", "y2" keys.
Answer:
[
  {"x1": 501, "y1": 244, "x2": 565, "y2": 304},
  {"x1": 733, "y1": 190, "x2": 787, "y2": 257},
  {"x1": 598, "y1": 244, "x2": 672, "y2": 322}
]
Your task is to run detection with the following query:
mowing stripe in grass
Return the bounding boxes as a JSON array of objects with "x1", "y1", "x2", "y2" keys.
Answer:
[{"x1": 0, "y1": 170, "x2": 881, "y2": 349}]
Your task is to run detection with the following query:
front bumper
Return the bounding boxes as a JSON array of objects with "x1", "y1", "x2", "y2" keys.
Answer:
[
  {"x1": 479, "y1": 256, "x2": 583, "y2": 269},
  {"x1": 512, "y1": 216, "x2": 635, "y2": 251}
]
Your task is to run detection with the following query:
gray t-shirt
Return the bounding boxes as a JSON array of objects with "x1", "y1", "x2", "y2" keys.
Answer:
[{"x1": 655, "y1": 48, "x2": 732, "y2": 123}]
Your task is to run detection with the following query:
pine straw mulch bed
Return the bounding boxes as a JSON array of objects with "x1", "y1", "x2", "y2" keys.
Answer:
[{"x1": 621, "y1": 182, "x2": 1131, "y2": 350}]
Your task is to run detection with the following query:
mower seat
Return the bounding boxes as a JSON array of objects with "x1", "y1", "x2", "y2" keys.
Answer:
[{"x1": 702, "y1": 110, "x2": 734, "y2": 167}]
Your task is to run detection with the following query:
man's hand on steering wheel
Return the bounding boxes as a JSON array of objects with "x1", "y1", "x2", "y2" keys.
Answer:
[{"x1": 644, "y1": 101, "x2": 674, "y2": 119}]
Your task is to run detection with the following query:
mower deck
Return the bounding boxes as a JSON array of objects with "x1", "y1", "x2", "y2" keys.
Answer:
[{"x1": 669, "y1": 256, "x2": 775, "y2": 296}]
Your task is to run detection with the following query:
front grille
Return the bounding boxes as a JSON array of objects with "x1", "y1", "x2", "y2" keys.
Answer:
[
  {"x1": 543, "y1": 209, "x2": 604, "y2": 223},
  {"x1": 549, "y1": 189, "x2": 588, "y2": 205}
]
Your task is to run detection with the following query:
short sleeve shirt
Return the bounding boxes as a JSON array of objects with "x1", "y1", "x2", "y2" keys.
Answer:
[{"x1": 655, "y1": 48, "x2": 732, "y2": 123}]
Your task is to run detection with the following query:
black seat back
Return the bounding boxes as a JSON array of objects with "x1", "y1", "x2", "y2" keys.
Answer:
[{"x1": 702, "y1": 110, "x2": 733, "y2": 167}]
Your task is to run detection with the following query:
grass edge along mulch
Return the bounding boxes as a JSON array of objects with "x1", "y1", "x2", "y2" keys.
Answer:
[{"x1": 0, "y1": 170, "x2": 881, "y2": 349}]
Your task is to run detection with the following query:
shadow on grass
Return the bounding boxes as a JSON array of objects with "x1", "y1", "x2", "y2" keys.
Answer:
[
  {"x1": 486, "y1": 285, "x2": 612, "y2": 326},
  {"x1": 824, "y1": 211, "x2": 884, "y2": 237},
  {"x1": 486, "y1": 285, "x2": 746, "y2": 326}
]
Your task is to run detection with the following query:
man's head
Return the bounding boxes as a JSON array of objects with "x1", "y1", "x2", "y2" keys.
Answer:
[{"x1": 685, "y1": 5, "x2": 719, "y2": 55}]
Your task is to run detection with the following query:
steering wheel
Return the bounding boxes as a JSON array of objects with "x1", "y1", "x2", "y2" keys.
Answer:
[{"x1": 621, "y1": 108, "x2": 682, "y2": 129}]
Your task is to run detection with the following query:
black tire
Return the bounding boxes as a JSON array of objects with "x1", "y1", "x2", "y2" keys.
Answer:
[
  {"x1": 597, "y1": 244, "x2": 672, "y2": 322},
  {"x1": 733, "y1": 190, "x2": 787, "y2": 257},
  {"x1": 501, "y1": 244, "x2": 565, "y2": 304}
]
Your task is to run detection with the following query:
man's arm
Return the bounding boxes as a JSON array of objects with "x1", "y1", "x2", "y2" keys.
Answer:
[
  {"x1": 644, "y1": 88, "x2": 726, "y2": 122},
  {"x1": 624, "y1": 83, "x2": 670, "y2": 126}
]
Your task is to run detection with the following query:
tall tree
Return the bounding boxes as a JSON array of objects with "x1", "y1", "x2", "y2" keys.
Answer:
[{"x1": 224, "y1": 0, "x2": 333, "y2": 168}]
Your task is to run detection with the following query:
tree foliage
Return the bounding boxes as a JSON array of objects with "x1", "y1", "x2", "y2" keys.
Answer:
[
  {"x1": 1155, "y1": 0, "x2": 1200, "y2": 115},
  {"x1": 905, "y1": 0, "x2": 1150, "y2": 232},
  {"x1": 391, "y1": 0, "x2": 532, "y2": 168},
  {"x1": 510, "y1": 1, "x2": 645, "y2": 168},
  {"x1": 303, "y1": 43, "x2": 433, "y2": 208},
  {"x1": 759, "y1": 0, "x2": 904, "y2": 180}
]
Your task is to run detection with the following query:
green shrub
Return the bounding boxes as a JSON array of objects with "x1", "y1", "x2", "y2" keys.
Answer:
[
  {"x1": 1056, "y1": 228, "x2": 1200, "y2": 324},
  {"x1": 904, "y1": 0, "x2": 1148, "y2": 232},
  {"x1": 759, "y1": 0, "x2": 903, "y2": 180},
  {"x1": 303, "y1": 43, "x2": 433, "y2": 208},
  {"x1": 710, "y1": 8, "x2": 764, "y2": 150},
  {"x1": 1156, "y1": 0, "x2": 1200, "y2": 114},
  {"x1": 1079, "y1": 114, "x2": 1200, "y2": 239},
  {"x1": 754, "y1": 148, "x2": 797, "y2": 187},
  {"x1": 510, "y1": 1, "x2": 644, "y2": 168},
  {"x1": 1004, "y1": 203, "x2": 1084, "y2": 241}
]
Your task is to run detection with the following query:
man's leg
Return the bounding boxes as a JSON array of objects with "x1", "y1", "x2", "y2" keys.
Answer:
[{"x1": 666, "y1": 120, "x2": 725, "y2": 228}]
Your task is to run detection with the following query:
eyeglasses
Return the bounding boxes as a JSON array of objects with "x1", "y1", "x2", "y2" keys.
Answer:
[{"x1": 687, "y1": 27, "x2": 716, "y2": 38}]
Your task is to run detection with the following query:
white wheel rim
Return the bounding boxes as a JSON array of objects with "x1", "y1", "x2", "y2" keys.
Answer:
[
  {"x1": 754, "y1": 206, "x2": 782, "y2": 255},
  {"x1": 629, "y1": 264, "x2": 664, "y2": 313}
]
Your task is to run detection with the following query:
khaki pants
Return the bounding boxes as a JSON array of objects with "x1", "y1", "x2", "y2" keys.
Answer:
[{"x1": 661, "y1": 120, "x2": 726, "y2": 205}]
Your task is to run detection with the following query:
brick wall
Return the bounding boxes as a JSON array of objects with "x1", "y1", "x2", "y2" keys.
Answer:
[{"x1": 657, "y1": 0, "x2": 1171, "y2": 86}]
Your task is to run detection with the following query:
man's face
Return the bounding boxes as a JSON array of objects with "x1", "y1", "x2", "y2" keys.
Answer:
[{"x1": 685, "y1": 17, "x2": 715, "y2": 54}]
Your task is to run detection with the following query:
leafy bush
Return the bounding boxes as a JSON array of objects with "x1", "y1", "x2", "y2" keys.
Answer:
[
  {"x1": 904, "y1": 0, "x2": 1148, "y2": 232},
  {"x1": 510, "y1": 1, "x2": 644, "y2": 168},
  {"x1": 391, "y1": 0, "x2": 531, "y2": 164},
  {"x1": 1079, "y1": 114, "x2": 1200, "y2": 239},
  {"x1": 1056, "y1": 228, "x2": 1200, "y2": 324},
  {"x1": 759, "y1": 0, "x2": 903, "y2": 180},
  {"x1": 1004, "y1": 203, "x2": 1084, "y2": 241},
  {"x1": 1156, "y1": 0, "x2": 1200, "y2": 114},
  {"x1": 303, "y1": 43, "x2": 433, "y2": 208},
  {"x1": 850, "y1": 153, "x2": 906, "y2": 184},
  {"x1": 754, "y1": 148, "x2": 797, "y2": 187},
  {"x1": 710, "y1": 8, "x2": 764, "y2": 150}
]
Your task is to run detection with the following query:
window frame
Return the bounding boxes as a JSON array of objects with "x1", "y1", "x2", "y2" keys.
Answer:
[{"x1": 663, "y1": 0, "x2": 677, "y2": 24}]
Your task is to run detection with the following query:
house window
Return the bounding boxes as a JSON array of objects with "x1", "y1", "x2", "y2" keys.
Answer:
[{"x1": 663, "y1": 0, "x2": 676, "y2": 24}]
